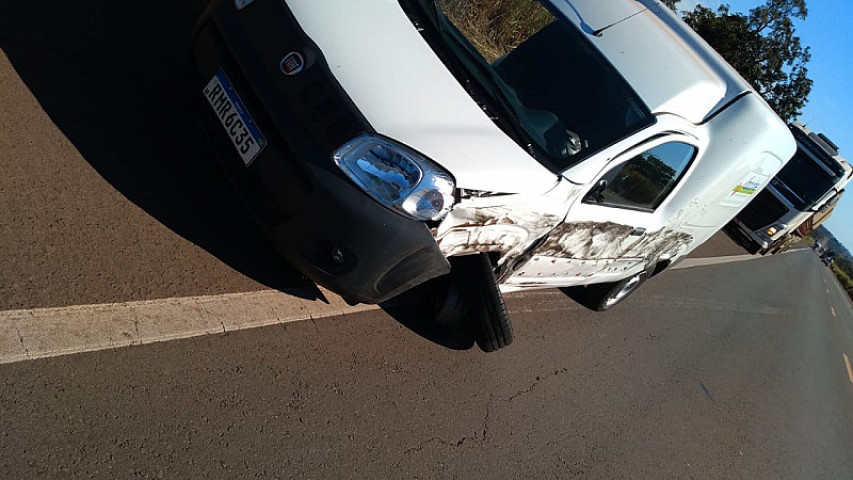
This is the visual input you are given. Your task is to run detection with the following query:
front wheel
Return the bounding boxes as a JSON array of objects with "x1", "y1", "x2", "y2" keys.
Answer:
[
  {"x1": 562, "y1": 270, "x2": 648, "y2": 312},
  {"x1": 471, "y1": 254, "x2": 513, "y2": 352},
  {"x1": 452, "y1": 254, "x2": 514, "y2": 352}
]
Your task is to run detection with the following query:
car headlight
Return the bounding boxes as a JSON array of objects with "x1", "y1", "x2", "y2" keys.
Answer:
[{"x1": 333, "y1": 134, "x2": 455, "y2": 222}]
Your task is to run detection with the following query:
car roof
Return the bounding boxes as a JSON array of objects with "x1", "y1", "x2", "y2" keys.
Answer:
[{"x1": 548, "y1": 0, "x2": 754, "y2": 124}]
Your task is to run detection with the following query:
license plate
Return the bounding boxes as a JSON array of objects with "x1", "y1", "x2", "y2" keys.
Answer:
[{"x1": 203, "y1": 70, "x2": 266, "y2": 166}]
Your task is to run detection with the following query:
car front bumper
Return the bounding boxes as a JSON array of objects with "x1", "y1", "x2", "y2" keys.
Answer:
[
  {"x1": 186, "y1": 0, "x2": 450, "y2": 303},
  {"x1": 723, "y1": 220, "x2": 769, "y2": 253}
]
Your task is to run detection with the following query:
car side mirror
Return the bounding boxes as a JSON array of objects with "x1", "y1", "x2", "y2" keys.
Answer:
[{"x1": 584, "y1": 179, "x2": 608, "y2": 204}]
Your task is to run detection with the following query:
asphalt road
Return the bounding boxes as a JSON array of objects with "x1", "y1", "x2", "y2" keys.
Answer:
[
  {"x1": 0, "y1": 0, "x2": 319, "y2": 312},
  {"x1": 3, "y1": 1, "x2": 851, "y2": 478},
  {"x1": 2, "y1": 250, "x2": 851, "y2": 479}
]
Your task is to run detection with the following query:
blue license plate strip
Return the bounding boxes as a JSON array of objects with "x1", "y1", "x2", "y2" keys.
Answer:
[{"x1": 203, "y1": 69, "x2": 267, "y2": 166}]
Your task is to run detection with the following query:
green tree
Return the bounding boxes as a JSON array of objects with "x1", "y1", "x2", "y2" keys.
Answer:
[
  {"x1": 660, "y1": 0, "x2": 680, "y2": 11},
  {"x1": 665, "y1": 1, "x2": 812, "y2": 122}
]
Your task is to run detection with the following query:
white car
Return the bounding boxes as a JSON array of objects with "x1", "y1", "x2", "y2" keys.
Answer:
[{"x1": 187, "y1": 0, "x2": 795, "y2": 351}]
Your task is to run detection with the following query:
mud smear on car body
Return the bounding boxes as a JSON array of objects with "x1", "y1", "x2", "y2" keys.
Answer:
[
  {"x1": 499, "y1": 223, "x2": 693, "y2": 285},
  {"x1": 439, "y1": 212, "x2": 692, "y2": 284},
  {"x1": 436, "y1": 205, "x2": 563, "y2": 261},
  {"x1": 435, "y1": 177, "x2": 692, "y2": 285},
  {"x1": 537, "y1": 221, "x2": 693, "y2": 262},
  {"x1": 435, "y1": 182, "x2": 584, "y2": 260}
]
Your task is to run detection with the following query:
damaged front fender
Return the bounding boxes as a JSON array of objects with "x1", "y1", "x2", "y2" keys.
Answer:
[
  {"x1": 435, "y1": 181, "x2": 583, "y2": 266},
  {"x1": 433, "y1": 180, "x2": 694, "y2": 291}
]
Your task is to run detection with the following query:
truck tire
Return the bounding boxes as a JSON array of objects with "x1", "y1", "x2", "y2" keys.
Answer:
[
  {"x1": 454, "y1": 254, "x2": 513, "y2": 352},
  {"x1": 563, "y1": 270, "x2": 648, "y2": 312}
]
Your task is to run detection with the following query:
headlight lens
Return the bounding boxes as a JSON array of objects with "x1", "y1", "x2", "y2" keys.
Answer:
[
  {"x1": 765, "y1": 224, "x2": 787, "y2": 236},
  {"x1": 333, "y1": 134, "x2": 455, "y2": 221}
]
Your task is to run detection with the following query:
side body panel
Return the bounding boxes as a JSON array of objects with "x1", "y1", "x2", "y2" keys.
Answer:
[{"x1": 503, "y1": 94, "x2": 792, "y2": 290}]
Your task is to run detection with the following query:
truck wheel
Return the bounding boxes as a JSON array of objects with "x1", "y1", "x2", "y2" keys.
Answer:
[
  {"x1": 564, "y1": 270, "x2": 648, "y2": 312},
  {"x1": 454, "y1": 254, "x2": 514, "y2": 352}
]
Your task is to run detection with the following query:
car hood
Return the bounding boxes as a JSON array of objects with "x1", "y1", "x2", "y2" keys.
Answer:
[
  {"x1": 546, "y1": 0, "x2": 648, "y2": 35},
  {"x1": 286, "y1": 0, "x2": 559, "y2": 195}
]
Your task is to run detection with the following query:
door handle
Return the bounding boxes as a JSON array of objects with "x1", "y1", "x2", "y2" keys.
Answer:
[{"x1": 630, "y1": 227, "x2": 646, "y2": 236}]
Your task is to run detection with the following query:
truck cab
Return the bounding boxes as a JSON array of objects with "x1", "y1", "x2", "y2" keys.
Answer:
[{"x1": 724, "y1": 122, "x2": 852, "y2": 255}]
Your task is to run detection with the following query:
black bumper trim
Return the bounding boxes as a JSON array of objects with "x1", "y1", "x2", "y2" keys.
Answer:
[
  {"x1": 186, "y1": 0, "x2": 450, "y2": 303},
  {"x1": 722, "y1": 222, "x2": 764, "y2": 254}
]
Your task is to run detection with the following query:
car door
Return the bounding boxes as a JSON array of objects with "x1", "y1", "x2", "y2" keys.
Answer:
[{"x1": 504, "y1": 135, "x2": 698, "y2": 288}]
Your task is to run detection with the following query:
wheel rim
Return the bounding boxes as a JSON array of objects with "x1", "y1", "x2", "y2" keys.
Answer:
[{"x1": 604, "y1": 273, "x2": 643, "y2": 308}]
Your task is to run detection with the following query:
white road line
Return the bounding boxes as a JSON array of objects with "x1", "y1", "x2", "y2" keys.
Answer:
[
  {"x1": 672, "y1": 248, "x2": 808, "y2": 272},
  {"x1": 671, "y1": 254, "x2": 756, "y2": 270},
  {"x1": 0, "y1": 288, "x2": 575, "y2": 364},
  {"x1": 0, "y1": 252, "x2": 788, "y2": 365},
  {"x1": 0, "y1": 289, "x2": 377, "y2": 365},
  {"x1": 844, "y1": 354, "x2": 853, "y2": 385}
]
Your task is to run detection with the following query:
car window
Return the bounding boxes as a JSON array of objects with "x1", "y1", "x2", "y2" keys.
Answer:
[
  {"x1": 587, "y1": 142, "x2": 696, "y2": 211},
  {"x1": 400, "y1": 0, "x2": 654, "y2": 172}
]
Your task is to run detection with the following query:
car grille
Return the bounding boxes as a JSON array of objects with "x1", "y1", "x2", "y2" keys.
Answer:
[{"x1": 737, "y1": 189, "x2": 789, "y2": 230}]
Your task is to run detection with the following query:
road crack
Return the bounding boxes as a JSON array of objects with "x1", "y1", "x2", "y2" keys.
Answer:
[
  {"x1": 506, "y1": 367, "x2": 569, "y2": 402},
  {"x1": 14, "y1": 325, "x2": 29, "y2": 357},
  {"x1": 402, "y1": 436, "x2": 471, "y2": 455},
  {"x1": 482, "y1": 394, "x2": 492, "y2": 441},
  {"x1": 129, "y1": 306, "x2": 140, "y2": 339},
  {"x1": 403, "y1": 395, "x2": 493, "y2": 455}
]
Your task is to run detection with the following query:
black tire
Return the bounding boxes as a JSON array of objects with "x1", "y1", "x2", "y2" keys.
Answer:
[
  {"x1": 425, "y1": 272, "x2": 469, "y2": 328},
  {"x1": 562, "y1": 270, "x2": 648, "y2": 312},
  {"x1": 379, "y1": 272, "x2": 475, "y2": 350},
  {"x1": 382, "y1": 272, "x2": 468, "y2": 327},
  {"x1": 456, "y1": 254, "x2": 513, "y2": 352}
]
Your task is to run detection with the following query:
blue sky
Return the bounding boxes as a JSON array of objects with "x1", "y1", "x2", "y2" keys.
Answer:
[{"x1": 680, "y1": 0, "x2": 853, "y2": 249}]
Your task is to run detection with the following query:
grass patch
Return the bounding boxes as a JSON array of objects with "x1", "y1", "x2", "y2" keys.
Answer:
[
  {"x1": 831, "y1": 264, "x2": 853, "y2": 293},
  {"x1": 436, "y1": 0, "x2": 554, "y2": 62},
  {"x1": 804, "y1": 234, "x2": 853, "y2": 300}
]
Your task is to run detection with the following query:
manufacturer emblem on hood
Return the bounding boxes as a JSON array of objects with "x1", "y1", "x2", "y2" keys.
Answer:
[{"x1": 280, "y1": 52, "x2": 305, "y2": 76}]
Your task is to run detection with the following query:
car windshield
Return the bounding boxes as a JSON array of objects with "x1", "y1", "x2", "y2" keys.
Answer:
[
  {"x1": 774, "y1": 149, "x2": 843, "y2": 211},
  {"x1": 399, "y1": 0, "x2": 655, "y2": 172}
]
